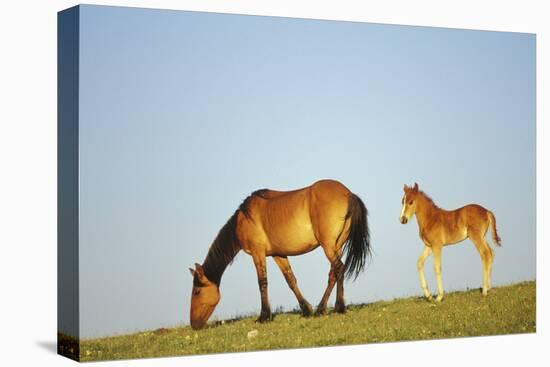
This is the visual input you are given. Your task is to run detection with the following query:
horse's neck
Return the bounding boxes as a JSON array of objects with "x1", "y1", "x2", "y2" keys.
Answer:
[
  {"x1": 415, "y1": 195, "x2": 439, "y2": 230},
  {"x1": 202, "y1": 245, "x2": 240, "y2": 287}
]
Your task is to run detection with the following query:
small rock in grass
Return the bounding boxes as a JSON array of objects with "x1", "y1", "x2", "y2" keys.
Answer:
[{"x1": 247, "y1": 329, "x2": 259, "y2": 339}]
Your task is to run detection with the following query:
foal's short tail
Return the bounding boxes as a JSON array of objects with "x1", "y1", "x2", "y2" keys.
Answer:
[
  {"x1": 487, "y1": 211, "x2": 502, "y2": 246},
  {"x1": 342, "y1": 193, "x2": 372, "y2": 280}
]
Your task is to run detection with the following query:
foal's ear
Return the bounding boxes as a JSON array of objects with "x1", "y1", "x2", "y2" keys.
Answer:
[
  {"x1": 413, "y1": 182, "x2": 419, "y2": 192},
  {"x1": 189, "y1": 268, "x2": 196, "y2": 277}
]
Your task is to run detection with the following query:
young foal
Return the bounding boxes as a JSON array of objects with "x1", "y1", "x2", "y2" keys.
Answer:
[
  {"x1": 399, "y1": 183, "x2": 501, "y2": 302},
  {"x1": 189, "y1": 180, "x2": 371, "y2": 329}
]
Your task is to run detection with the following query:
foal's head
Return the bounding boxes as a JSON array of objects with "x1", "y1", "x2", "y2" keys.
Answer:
[
  {"x1": 400, "y1": 183, "x2": 420, "y2": 224},
  {"x1": 189, "y1": 263, "x2": 220, "y2": 330}
]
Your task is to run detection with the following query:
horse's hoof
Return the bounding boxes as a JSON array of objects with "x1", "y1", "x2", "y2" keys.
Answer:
[
  {"x1": 256, "y1": 310, "x2": 273, "y2": 323},
  {"x1": 301, "y1": 303, "x2": 313, "y2": 317},
  {"x1": 425, "y1": 294, "x2": 433, "y2": 302},
  {"x1": 314, "y1": 307, "x2": 327, "y2": 316},
  {"x1": 435, "y1": 295, "x2": 444, "y2": 303},
  {"x1": 256, "y1": 317, "x2": 272, "y2": 323},
  {"x1": 334, "y1": 302, "x2": 346, "y2": 314}
]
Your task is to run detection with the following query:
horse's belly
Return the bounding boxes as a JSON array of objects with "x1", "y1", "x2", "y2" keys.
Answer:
[
  {"x1": 268, "y1": 240, "x2": 319, "y2": 256},
  {"x1": 443, "y1": 228, "x2": 468, "y2": 245},
  {"x1": 265, "y1": 223, "x2": 318, "y2": 256}
]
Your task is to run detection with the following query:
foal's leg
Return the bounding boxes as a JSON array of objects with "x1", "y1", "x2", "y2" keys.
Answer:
[
  {"x1": 252, "y1": 252, "x2": 272, "y2": 322},
  {"x1": 432, "y1": 245, "x2": 444, "y2": 302},
  {"x1": 417, "y1": 246, "x2": 433, "y2": 301},
  {"x1": 486, "y1": 245, "x2": 494, "y2": 290},
  {"x1": 273, "y1": 256, "x2": 313, "y2": 317},
  {"x1": 471, "y1": 234, "x2": 492, "y2": 296},
  {"x1": 481, "y1": 229, "x2": 495, "y2": 291}
]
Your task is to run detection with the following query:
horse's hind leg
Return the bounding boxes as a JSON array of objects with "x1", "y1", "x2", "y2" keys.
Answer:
[
  {"x1": 315, "y1": 247, "x2": 346, "y2": 315},
  {"x1": 273, "y1": 256, "x2": 313, "y2": 317},
  {"x1": 487, "y1": 245, "x2": 494, "y2": 290},
  {"x1": 471, "y1": 233, "x2": 492, "y2": 296},
  {"x1": 314, "y1": 264, "x2": 336, "y2": 316},
  {"x1": 333, "y1": 258, "x2": 346, "y2": 313}
]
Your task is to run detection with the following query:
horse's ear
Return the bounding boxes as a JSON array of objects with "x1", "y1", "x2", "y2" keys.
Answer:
[
  {"x1": 194, "y1": 263, "x2": 210, "y2": 285},
  {"x1": 413, "y1": 182, "x2": 419, "y2": 192},
  {"x1": 189, "y1": 268, "x2": 195, "y2": 277},
  {"x1": 403, "y1": 184, "x2": 409, "y2": 192},
  {"x1": 194, "y1": 263, "x2": 205, "y2": 277}
]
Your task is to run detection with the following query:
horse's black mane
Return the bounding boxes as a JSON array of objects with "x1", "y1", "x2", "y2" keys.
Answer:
[
  {"x1": 198, "y1": 189, "x2": 268, "y2": 286},
  {"x1": 239, "y1": 189, "x2": 268, "y2": 220}
]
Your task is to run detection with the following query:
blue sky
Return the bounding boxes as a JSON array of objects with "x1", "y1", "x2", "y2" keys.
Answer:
[{"x1": 76, "y1": 5, "x2": 535, "y2": 338}]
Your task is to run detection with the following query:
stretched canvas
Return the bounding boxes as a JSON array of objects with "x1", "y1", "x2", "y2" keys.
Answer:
[{"x1": 58, "y1": 4, "x2": 536, "y2": 362}]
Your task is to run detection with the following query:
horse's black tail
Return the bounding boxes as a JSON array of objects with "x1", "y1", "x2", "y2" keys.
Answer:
[{"x1": 342, "y1": 193, "x2": 372, "y2": 281}]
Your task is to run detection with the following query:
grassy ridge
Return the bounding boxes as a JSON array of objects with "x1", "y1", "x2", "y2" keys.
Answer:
[{"x1": 78, "y1": 281, "x2": 535, "y2": 361}]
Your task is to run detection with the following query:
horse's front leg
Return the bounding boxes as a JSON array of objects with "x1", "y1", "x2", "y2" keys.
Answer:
[
  {"x1": 432, "y1": 245, "x2": 444, "y2": 302},
  {"x1": 417, "y1": 245, "x2": 433, "y2": 301},
  {"x1": 252, "y1": 252, "x2": 272, "y2": 322}
]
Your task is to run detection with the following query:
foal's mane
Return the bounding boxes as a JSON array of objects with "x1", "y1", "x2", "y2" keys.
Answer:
[
  {"x1": 200, "y1": 190, "x2": 267, "y2": 285},
  {"x1": 418, "y1": 190, "x2": 440, "y2": 210}
]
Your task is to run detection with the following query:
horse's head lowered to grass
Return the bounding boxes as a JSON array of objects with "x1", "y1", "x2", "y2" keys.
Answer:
[{"x1": 189, "y1": 263, "x2": 220, "y2": 330}]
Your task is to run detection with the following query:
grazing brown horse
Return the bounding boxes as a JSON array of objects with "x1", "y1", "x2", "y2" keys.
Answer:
[
  {"x1": 399, "y1": 183, "x2": 501, "y2": 302},
  {"x1": 188, "y1": 179, "x2": 371, "y2": 329}
]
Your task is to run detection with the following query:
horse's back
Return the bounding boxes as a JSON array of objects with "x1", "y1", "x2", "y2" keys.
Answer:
[
  {"x1": 459, "y1": 204, "x2": 491, "y2": 231},
  {"x1": 249, "y1": 179, "x2": 350, "y2": 208},
  {"x1": 237, "y1": 184, "x2": 316, "y2": 254},
  {"x1": 236, "y1": 180, "x2": 353, "y2": 255},
  {"x1": 310, "y1": 179, "x2": 351, "y2": 194},
  {"x1": 258, "y1": 179, "x2": 350, "y2": 199},
  {"x1": 308, "y1": 179, "x2": 351, "y2": 212}
]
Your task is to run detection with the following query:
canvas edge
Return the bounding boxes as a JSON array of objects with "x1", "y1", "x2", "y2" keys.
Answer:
[{"x1": 58, "y1": 4, "x2": 81, "y2": 362}]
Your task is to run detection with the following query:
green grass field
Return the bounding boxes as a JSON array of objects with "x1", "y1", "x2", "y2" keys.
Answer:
[{"x1": 69, "y1": 281, "x2": 535, "y2": 362}]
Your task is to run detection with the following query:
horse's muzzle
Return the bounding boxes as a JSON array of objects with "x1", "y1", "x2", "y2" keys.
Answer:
[{"x1": 400, "y1": 216, "x2": 408, "y2": 224}]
